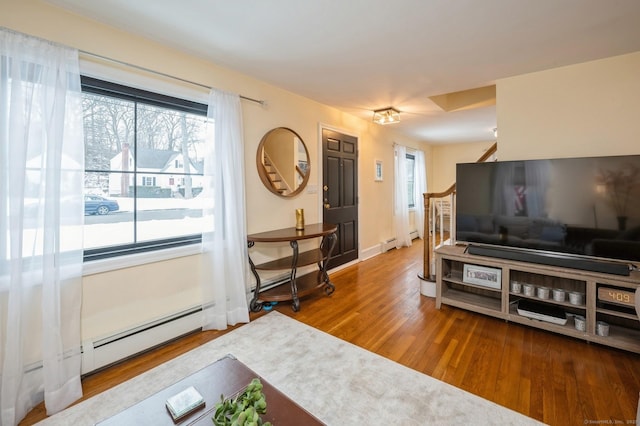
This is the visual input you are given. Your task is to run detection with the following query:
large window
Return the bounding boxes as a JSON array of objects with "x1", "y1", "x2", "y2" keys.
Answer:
[
  {"x1": 406, "y1": 153, "x2": 416, "y2": 208},
  {"x1": 81, "y1": 77, "x2": 209, "y2": 261}
]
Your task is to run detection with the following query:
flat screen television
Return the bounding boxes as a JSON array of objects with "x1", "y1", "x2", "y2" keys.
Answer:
[{"x1": 455, "y1": 155, "x2": 640, "y2": 275}]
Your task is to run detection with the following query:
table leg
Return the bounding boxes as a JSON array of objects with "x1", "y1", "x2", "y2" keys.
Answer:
[
  {"x1": 319, "y1": 233, "x2": 337, "y2": 295},
  {"x1": 290, "y1": 240, "x2": 300, "y2": 312},
  {"x1": 247, "y1": 241, "x2": 263, "y2": 312}
]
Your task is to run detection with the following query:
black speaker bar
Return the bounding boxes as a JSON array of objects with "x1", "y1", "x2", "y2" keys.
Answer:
[{"x1": 467, "y1": 245, "x2": 630, "y2": 276}]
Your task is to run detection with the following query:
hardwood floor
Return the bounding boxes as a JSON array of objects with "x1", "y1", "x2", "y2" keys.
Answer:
[{"x1": 22, "y1": 240, "x2": 640, "y2": 425}]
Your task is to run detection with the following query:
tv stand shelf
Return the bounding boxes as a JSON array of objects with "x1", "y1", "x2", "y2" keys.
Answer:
[{"x1": 435, "y1": 245, "x2": 640, "y2": 353}]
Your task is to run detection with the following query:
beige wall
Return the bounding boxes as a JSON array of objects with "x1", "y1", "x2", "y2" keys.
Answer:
[
  {"x1": 82, "y1": 255, "x2": 201, "y2": 339},
  {"x1": 430, "y1": 141, "x2": 495, "y2": 192},
  {"x1": 2, "y1": 0, "x2": 431, "y2": 342},
  {"x1": 497, "y1": 52, "x2": 640, "y2": 160}
]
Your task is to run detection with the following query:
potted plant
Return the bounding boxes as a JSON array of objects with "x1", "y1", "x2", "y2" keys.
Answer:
[{"x1": 212, "y1": 378, "x2": 271, "y2": 426}]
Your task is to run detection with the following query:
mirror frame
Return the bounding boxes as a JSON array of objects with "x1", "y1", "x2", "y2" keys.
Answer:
[{"x1": 256, "y1": 127, "x2": 310, "y2": 197}]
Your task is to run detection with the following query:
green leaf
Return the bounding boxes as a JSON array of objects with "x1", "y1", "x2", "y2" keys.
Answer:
[{"x1": 211, "y1": 378, "x2": 269, "y2": 426}]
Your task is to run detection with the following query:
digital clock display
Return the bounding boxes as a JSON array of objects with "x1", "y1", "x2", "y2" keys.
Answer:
[{"x1": 597, "y1": 287, "x2": 636, "y2": 307}]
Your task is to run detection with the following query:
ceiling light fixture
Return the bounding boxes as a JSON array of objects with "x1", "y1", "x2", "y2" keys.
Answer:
[{"x1": 373, "y1": 107, "x2": 400, "y2": 125}]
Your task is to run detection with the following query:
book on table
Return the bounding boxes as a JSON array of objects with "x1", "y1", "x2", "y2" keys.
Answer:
[{"x1": 165, "y1": 386, "x2": 205, "y2": 423}]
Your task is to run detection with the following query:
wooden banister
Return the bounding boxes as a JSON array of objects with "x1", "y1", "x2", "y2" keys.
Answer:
[
  {"x1": 476, "y1": 142, "x2": 498, "y2": 163},
  {"x1": 421, "y1": 142, "x2": 497, "y2": 280}
]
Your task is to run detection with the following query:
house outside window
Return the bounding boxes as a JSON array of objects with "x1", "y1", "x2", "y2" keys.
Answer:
[
  {"x1": 81, "y1": 76, "x2": 208, "y2": 261},
  {"x1": 406, "y1": 153, "x2": 416, "y2": 208}
]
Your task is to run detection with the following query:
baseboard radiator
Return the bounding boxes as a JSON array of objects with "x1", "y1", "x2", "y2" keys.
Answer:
[
  {"x1": 80, "y1": 274, "x2": 292, "y2": 375},
  {"x1": 380, "y1": 231, "x2": 419, "y2": 253},
  {"x1": 81, "y1": 306, "x2": 203, "y2": 375},
  {"x1": 381, "y1": 238, "x2": 397, "y2": 252}
]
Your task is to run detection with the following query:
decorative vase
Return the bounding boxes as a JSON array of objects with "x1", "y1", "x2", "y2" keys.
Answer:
[{"x1": 295, "y1": 208, "x2": 305, "y2": 230}]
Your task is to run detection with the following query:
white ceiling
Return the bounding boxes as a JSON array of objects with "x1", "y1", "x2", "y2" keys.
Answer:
[{"x1": 45, "y1": 0, "x2": 640, "y2": 144}]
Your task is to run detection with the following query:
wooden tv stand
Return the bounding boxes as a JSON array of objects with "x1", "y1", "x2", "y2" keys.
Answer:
[{"x1": 435, "y1": 244, "x2": 640, "y2": 353}]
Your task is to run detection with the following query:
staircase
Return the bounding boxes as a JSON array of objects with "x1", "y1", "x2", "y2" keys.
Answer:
[
  {"x1": 421, "y1": 143, "x2": 497, "y2": 281},
  {"x1": 262, "y1": 154, "x2": 290, "y2": 195}
]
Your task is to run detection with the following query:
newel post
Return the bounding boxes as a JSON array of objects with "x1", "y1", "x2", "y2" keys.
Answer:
[{"x1": 421, "y1": 192, "x2": 433, "y2": 280}]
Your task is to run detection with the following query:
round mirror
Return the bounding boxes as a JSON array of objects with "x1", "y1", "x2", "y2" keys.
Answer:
[{"x1": 256, "y1": 127, "x2": 310, "y2": 197}]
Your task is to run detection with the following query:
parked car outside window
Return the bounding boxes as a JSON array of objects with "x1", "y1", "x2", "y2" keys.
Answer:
[{"x1": 84, "y1": 195, "x2": 119, "y2": 215}]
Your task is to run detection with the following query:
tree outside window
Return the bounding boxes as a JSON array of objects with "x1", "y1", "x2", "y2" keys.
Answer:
[{"x1": 82, "y1": 77, "x2": 208, "y2": 260}]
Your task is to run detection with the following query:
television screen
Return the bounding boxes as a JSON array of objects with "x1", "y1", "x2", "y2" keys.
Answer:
[{"x1": 455, "y1": 155, "x2": 640, "y2": 264}]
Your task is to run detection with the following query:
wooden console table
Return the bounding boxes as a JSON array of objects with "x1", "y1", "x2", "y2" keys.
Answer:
[{"x1": 248, "y1": 223, "x2": 337, "y2": 312}]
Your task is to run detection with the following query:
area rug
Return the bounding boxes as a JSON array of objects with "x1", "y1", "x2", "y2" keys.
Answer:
[{"x1": 38, "y1": 311, "x2": 543, "y2": 425}]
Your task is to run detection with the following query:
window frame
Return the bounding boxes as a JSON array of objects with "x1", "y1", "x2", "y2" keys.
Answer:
[
  {"x1": 406, "y1": 152, "x2": 416, "y2": 209},
  {"x1": 81, "y1": 76, "x2": 208, "y2": 263}
]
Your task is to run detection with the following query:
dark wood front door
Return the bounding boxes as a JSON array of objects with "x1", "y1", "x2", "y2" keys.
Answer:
[{"x1": 322, "y1": 128, "x2": 358, "y2": 268}]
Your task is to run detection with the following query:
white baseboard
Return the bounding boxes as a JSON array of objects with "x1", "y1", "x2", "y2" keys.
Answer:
[
  {"x1": 360, "y1": 244, "x2": 381, "y2": 261},
  {"x1": 360, "y1": 232, "x2": 420, "y2": 261},
  {"x1": 81, "y1": 307, "x2": 202, "y2": 375}
]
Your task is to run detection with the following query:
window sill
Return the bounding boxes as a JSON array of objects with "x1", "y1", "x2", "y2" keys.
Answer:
[{"x1": 83, "y1": 243, "x2": 202, "y2": 276}]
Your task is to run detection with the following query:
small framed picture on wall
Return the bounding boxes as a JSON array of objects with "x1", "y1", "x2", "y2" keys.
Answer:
[{"x1": 375, "y1": 159, "x2": 383, "y2": 181}]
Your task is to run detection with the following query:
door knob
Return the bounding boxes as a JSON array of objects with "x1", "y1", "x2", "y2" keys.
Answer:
[
  {"x1": 324, "y1": 203, "x2": 330, "y2": 209},
  {"x1": 323, "y1": 185, "x2": 328, "y2": 191}
]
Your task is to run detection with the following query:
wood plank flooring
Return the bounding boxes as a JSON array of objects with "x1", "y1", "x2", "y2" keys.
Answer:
[{"x1": 21, "y1": 240, "x2": 640, "y2": 425}]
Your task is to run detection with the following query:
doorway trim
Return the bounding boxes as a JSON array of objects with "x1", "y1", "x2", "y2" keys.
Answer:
[{"x1": 317, "y1": 122, "x2": 361, "y2": 267}]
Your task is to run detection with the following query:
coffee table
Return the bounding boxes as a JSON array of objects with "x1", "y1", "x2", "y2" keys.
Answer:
[{"x1": 97, "y1": 354, "x2": 324, "y2": 425}]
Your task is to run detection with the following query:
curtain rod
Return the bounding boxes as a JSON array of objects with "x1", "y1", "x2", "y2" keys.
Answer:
[{"x1": 79, "y1": 50, "x2": 265, "y2": 106}]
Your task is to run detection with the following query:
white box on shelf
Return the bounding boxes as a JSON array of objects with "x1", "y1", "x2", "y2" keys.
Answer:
[{"x1": 462, "y1": 264, "x2": 502, "y2": 290}]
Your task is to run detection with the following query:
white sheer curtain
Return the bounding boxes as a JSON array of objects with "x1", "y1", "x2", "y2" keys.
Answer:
[
  {"x1": 524, "y1": 161, "x2": 551, "y2": 217},
  {"x1": 200, "y1": 89, "x2": 250, "y2": 330},
  {"x1": 1, "y1": 29, "x2": 84, "y2": 424},
  {"x1": 414, "y1": 150, "x2": 427, "y2": 239},
  {"x1": 394, "y1": 144, "x2": 412, "y2": 248},
  {"x1": 492, "y1": 162, "x2": 517, "y2": 216}
]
